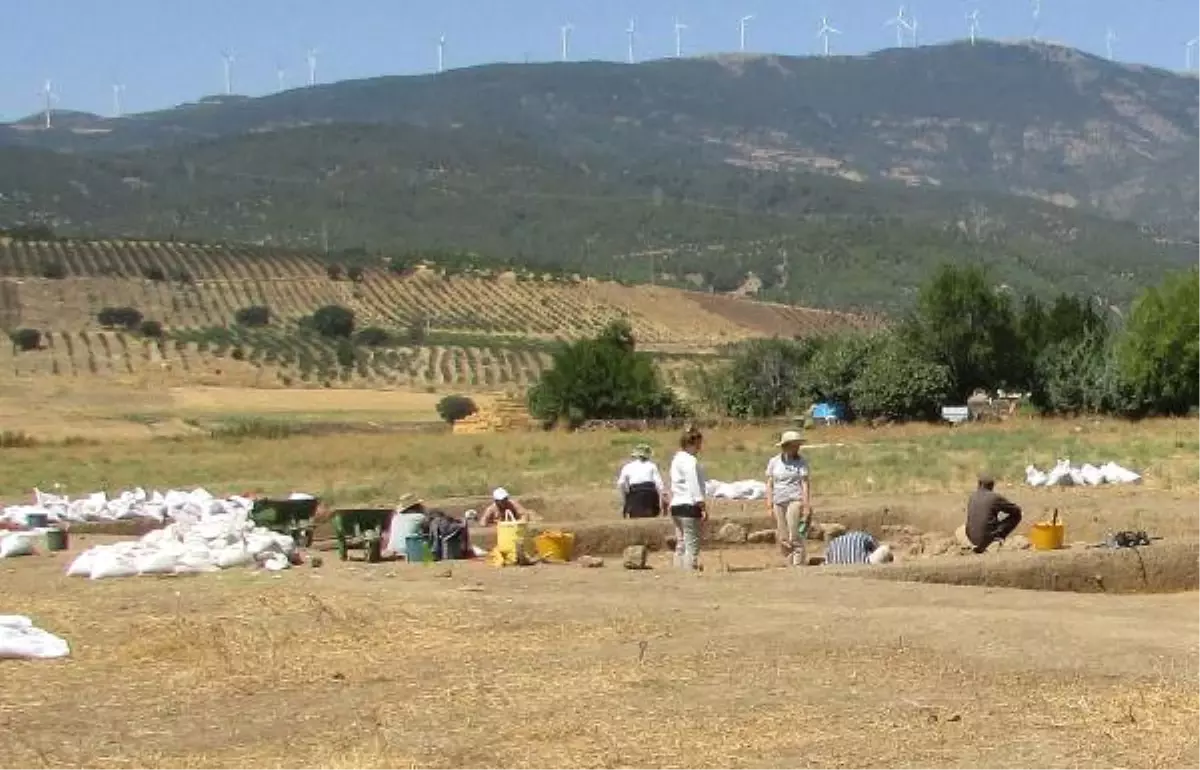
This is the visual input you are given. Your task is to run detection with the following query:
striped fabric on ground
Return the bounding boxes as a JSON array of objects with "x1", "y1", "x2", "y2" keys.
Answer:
[{"x1": 824, "y1": 530, "x2": 878, "y2": 565}]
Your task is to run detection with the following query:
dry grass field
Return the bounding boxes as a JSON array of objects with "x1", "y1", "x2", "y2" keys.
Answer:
[{"x1": 0, "y1": 386, "x2": 1197, "y2": 767}]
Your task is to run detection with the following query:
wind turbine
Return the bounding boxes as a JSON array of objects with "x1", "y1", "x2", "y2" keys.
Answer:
[
  {"x1": 437, "y1": 34, "x2": 446, "y2": 73},
  {"x1": 817, "y1": 16, "x2": 841, "y2": 57},
  {"x1": 674, "y1": 17, "x2": 687, "y2": 58},
  {"x1": 1188, "y1": 38, "x2": 1199, "y2": 71},
  {"x1": 1031, "y1": 0, "x2": 1042, "y2": 41},
  {"x1": 41, "y1": 79, "x2": 58, "y2": 129},
  {"x1": 626, "y1": 18, "x2": 637, "y2": 64},
  {"x1": 306, "y1": 48, "x2": 319, "y2": 86},
  {"x1": 111, "y1": 83, "x2": 126, "y2": 117},
  {"x1": 221, "y1": 50, "x2": 235, "y2": 95},
  {"x1": 967, "y1": 9, "x2": 981, "y2": 45},
  {"x1": 739, "y1": 14, "x2": 755, "y2": 53},
  {"x1": 884, "y1": 6, "x2": 913, "y2": 48},
  {"x1": 910, "y1": 15, "x2": 921, "y2": 47},
  {"x1": 1105, "y1": 26, "x2": 1117, "y2": 61},
  {"x1": 560, "y1": 23, "x2": 574, "y2": 61},
  {"x1": 276, "y1": 65, "x2": 286, "y2": 92}
]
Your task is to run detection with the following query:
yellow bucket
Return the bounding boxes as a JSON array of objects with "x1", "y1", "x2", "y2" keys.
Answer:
[
  {"x1": 495, "y1": 519, "x2": 529, "y2": 563},
  {"x1": 534, "y1": 531, "x2": 575, "y2": 562},
  {"x1": 1029, "y1": 521, "x2": 1065, "y2": 551}
]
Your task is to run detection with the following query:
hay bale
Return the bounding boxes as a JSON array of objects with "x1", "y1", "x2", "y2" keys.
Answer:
[
  {"x1": 623, "y1": 545, "x2": 648, "y2": 570},
  {"x1": 714, "y1": 521, "x2": 749, "y2": 544},
  {"x1": 747, "y1": 529, "x2": 776, "y2": 544}
]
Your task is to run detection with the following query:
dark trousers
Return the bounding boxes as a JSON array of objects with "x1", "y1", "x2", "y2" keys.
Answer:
[{"x1": 973, "y1": 511, "x2": 1022, "y2": 553}]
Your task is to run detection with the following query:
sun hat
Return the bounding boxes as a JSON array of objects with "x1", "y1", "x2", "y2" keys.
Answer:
[
  {"x1": 631, "y1": 443, "x2": 652, "y2": 459},
  {"x1": 492, "y1": 487, "x2": 510, "y2": 501},
  {"x1": 776, "y1": 430, "x2": 805, "y2": 447},
  {"x1": 395, "y1": 493, "x2": 423, "y2": 512}
]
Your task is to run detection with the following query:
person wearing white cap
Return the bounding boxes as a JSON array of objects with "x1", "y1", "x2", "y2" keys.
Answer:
[
  {"x1": 765, "y1": 430, "x2": 811, "y2": 565},
  {"x1": 478, "y1": 487, "x2": 532, "y2": 526},
  {"x1": 616, "y1": 443, "x2": 667, "y2": 519}
]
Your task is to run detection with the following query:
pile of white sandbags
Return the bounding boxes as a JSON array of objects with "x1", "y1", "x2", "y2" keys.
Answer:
[
  {"x1": 0, "y1": 486, "x2": 247, "y2": 528},
  {"x1": 1025, "y1": 459, "x2": 1141, "y2": 488},
  {"x1": 705, "y1": 479, "x2": 768, "y2": 501},
  {"x1": 0, "y1": 615, "x2": 70, "y2": 660},
  {"x1": 65, "y1": 498, "x2": 297, "y2": 579}
]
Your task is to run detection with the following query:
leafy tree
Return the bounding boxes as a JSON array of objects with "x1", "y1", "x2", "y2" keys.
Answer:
[
  {"x1": 798, "y1": 333, "x2": 884, "y2": 420},
  {"x1": 901, "y1": 263, "x2": 1023, "y2": 399},
  {"x1": 709, "y1": 337, "x2": 819, "y2": 418},
  {"x1": 311, "y1": 305, "x2": 355, "y2": 339},
  {"x1": 235, "y1": 305, "x2": 271, "y2": 327},
  {"x1": 1117, "y1": 267, "x2": 1199, "y2": 416},
  {"x1": 326, "y1": 263, "x2": 345, "y2": 281},
  {"x1": 1032, "y1": 331, "x2": 1131, "y2": 416},
  {"x1": 527, "y1": 320, "x2": 681, "y2": 427},
  {"x1": 143, "y1": 265, "x2": 167, "y2": 282},
  {"x1": 9, "y1": 328, "x2": 41, "y2": 352},
  {"x1": 436, "y1": 394, "x2": 478, "y2": 423},
  {"x1": 139, "y1": 320, "x2": 164, "y2": 338},
  {"x1": 97, "y1": 306, "x2": 144, "y2": 331},
  {"x1": 347, "y1": 265, "x2": 365, "y2": 282},
  {"x1": 849, "y1": 342, "x2": 952, "y2": 422}
]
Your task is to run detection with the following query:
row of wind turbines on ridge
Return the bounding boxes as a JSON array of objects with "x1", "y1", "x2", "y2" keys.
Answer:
[{"x1": 34, "y1": 3, "x2": 1200, "y2": 129}]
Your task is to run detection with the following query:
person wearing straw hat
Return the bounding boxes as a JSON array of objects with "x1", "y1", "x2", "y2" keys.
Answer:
[
  {"x1": 616, "y1": 443, "x2": 667, "y2": 519},
  {"x1": 765, "y1": 430, "x2": 812, "y2": 565},
  {"x1": 381, "y1": 494, "x2": 427, "y2": 558}
]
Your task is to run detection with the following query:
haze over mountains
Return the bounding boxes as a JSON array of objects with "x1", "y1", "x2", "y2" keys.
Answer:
[{"x1": 1, "y1": 41, "x2": 1195, "y2": 311}]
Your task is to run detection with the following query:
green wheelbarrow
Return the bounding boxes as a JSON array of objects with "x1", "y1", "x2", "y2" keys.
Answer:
[
  {"x1": 331, "y1": 508, "x2": 394, "y2": 563},
  {"x1": 249, "y1": 497, "x2": 320, "y2": 548}
]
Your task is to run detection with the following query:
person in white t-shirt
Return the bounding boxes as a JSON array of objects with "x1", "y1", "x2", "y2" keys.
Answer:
[
  {"x1": 616, "y1": 444, "x2": 666, "y2": 519},
  {"x1": 765, "y1": 430, "x2": 811, "y2": 565},
  {"x1": 668, "y1": 427, "x2": 707, "y2": 571}
]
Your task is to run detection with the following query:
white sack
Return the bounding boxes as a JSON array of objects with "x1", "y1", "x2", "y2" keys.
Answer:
[
  {"x1": 135, "y1": 550, "x2": 180, "y2": 575},
  {"x1": 0, "y1": 615, "x2": 70, "y2": 660},
  {"x1": 89, "y1": 551, "x2": 138, "y2": 580},
  {"x1": 0, "y1": 532, "x2": 37, "y2": 558}
]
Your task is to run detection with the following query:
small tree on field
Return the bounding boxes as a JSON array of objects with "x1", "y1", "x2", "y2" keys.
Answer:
[
  {"x1": 436, "y1": 394, "x2": 478, "y2": 423},
  {"x1": 9, "y1": 328, "x2": 41, "y2": 352},
  {"x1": 97, "y1": 306, "x2": 144, "y2": 331},
  {"x1": 311, "y1": 305, "x2": 355, "y2": 339},
  {"x1": 326, "y1": 264, "x2": 345, "y2": 281},
  {"x1": 354, "y1": 326, "x2": 392, "y2": 347},
  {"x1": 848, "y1": 342, "x2": 952, "y2": 422},
  {"x1": 235, "y1": 305, "x2": 271, "y2": 327},
  {"x1": 143, "y1": 265, "x2": 167, "y2": 282},
  {"x1": 139, "y1": 320, "x2": 164, "y2": 338},
  {"x1": 347, "y1": 265, "x2": 365, "y2": 282},
  {"x1": 527, "y1": 320, "x2": 682, "y2": 428},
  {"x1": 335, "y1": 339, "x2": 356, "y2": 369}
]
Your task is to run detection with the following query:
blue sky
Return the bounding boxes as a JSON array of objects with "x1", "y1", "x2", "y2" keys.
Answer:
[{"x1": 2, "y1": 0, "x2": 1196, "y2": 120}]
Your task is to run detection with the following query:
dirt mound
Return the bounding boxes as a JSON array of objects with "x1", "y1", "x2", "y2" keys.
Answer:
[{"x1": 855, "y1": 541, "x2": 1199, "y2": 594}]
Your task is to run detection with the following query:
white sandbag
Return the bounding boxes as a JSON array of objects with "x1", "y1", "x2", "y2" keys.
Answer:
[
  {"x1": 0, "y1": 532, "x2": 37, "y2": 558},
  {"x1": 135, "y1": 550, "x2": 180, "y2": 575},
  {"x1": 1101, "y1": 462, "x2": 1141, "y2": 484},
  {"x1": 1079, "y1": 463, "x2": 1105, "y2": 486},
  {"x1": 65, "y1": 548, "x2": 99, "y2": 577},
  {"x1": 1045, "y1": 459, "x2": 1074, "y2": 487},
  {"x1": 214, "y1": 545, "x2": 253, "y2": 569},
  {"x1": 1025, "y1": 465, "x2": 1048, "y2": 487},
  {"x1": 0, "y1": 615, "x2": 69, "y2": 659},
  {"x1": 261, "y1": 553, "x2": 291, "y2": 571},
  {"x1": 89, "y1": 550, "x2": 138, "y2": 580},
  {"x1": 705, "y1": 479, "x2": 767, "y2": 500},
  {"x1": 245, "y1": 532, "x2": 281, "y2": 557}
]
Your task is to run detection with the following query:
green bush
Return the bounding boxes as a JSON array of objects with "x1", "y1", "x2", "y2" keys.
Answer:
[
  {"x1": 311, "y1": 305, "x2": 355, "y2": 339},
  {"x1": 139, "y1": 320, "x2": 164, "y2": 338},
  {"x1": 527, "y1": 320, "x2": 683, "y2": 428},
  {"x1": 9, "y1": 328, "x2": 41, "y2": 352},
  {"x1": 97, "y1": 306, "x2": 144, "y2": 331},
  {"x1": 354, "y1": 326, "x2": 392, "y2": 347},
  {"x1": 335, "y1": 339, "x2": 356, "y2": 368},
  {"x1": 39, "y1": 261, "x2": 67, "y2": 279},
  {"x1": 436, "y1": 394, "x2": 478, "y2": 423},
  {"x1": 848, "y1": 341, "x2": 952, "y2": 422},
  {"x1": 1117, "y1": 267, "x2": 1199, "y2": 416},
  {"x1": 235, "y1": 305, "x2": 271, "y2": 327}
]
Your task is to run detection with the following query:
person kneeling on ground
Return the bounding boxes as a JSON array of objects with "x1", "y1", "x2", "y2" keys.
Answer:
[
  {"x1": 616, "y1": 443, "x2": 667, "y2": 519},
  {"x1": 824, "y1": 529, "x2": 893, "y2": 566},
  {"x1": 478, "y1": 487, "x2": 533, "y2": 526},
  {"x1": 381, "y1": 494, "x2": 427, "y2": 559},
  {"x1": 965, "y1": 472, "x2": 1023, "y2": 554}
]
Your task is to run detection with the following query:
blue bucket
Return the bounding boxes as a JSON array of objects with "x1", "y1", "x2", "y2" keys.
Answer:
[{"x1": 404, "y1": 535, "x2": 427, "y2": 562}]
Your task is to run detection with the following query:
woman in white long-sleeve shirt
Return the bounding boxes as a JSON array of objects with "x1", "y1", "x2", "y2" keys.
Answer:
[
  {"x1": 668, "y1": 427, "x2": 707, "y2": 570},
  {"x1": 616, "y1": 443, "x2": 666, "y2": 518}
]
